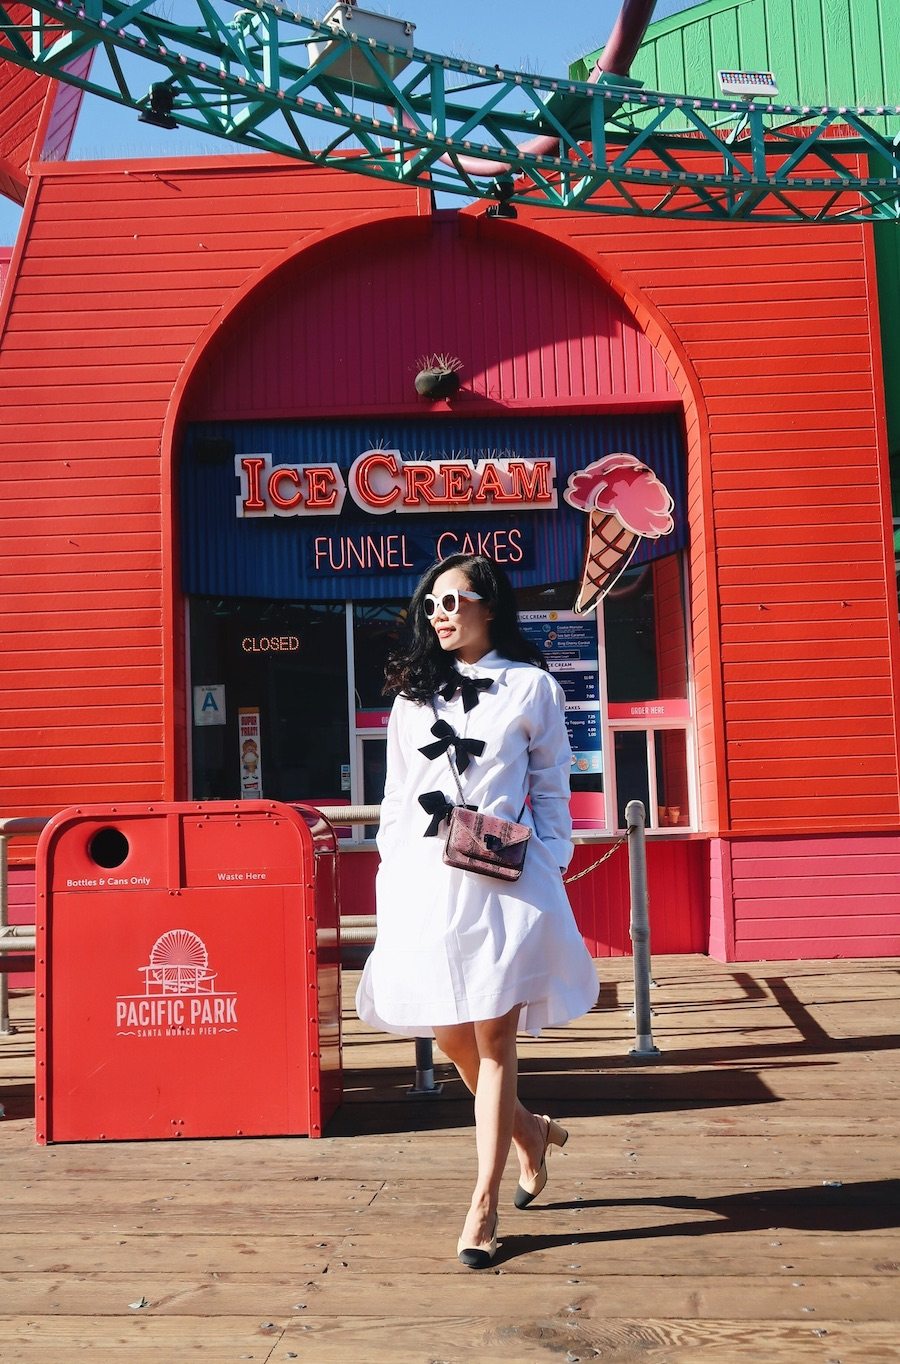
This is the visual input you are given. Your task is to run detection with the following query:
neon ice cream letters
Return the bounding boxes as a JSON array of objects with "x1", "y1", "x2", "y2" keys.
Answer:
[{"x1": 236, "y1": 450, "x2": 557, "y2": 518}]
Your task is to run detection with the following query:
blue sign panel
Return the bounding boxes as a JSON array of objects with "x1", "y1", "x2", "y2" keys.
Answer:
[{"x1": 181, "y1": 415, "x2": 685, "y2": 604}]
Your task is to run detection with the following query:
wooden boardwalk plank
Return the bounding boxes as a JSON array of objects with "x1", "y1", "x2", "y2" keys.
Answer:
[
  {"x1": 1, "y1": 954, "x2": 898, "y2": 1363},
  {"x1": 0, "y1": 1272, "x2": 897, "y2": 1319}
]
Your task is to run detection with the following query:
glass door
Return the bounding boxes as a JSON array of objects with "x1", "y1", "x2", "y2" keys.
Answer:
[
  {"x1": 189, "y1": 597, "x2": 350, "y2": 804},
  {"x1": 603, "y1": 556, "x2": 696, "y2": 831},
  {"x1": 350, "y1": 601, "x2": 408, "y2": 840}
]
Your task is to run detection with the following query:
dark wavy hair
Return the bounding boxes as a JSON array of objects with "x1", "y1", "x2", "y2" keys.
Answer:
[{"x1": 384, "y1": 554, "x2": 547, "y2": 702}]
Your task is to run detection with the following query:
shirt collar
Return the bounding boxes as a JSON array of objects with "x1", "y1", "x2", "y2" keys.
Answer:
[{"x1": 455, "y1": 650, "x2": 502, "y2": 677}]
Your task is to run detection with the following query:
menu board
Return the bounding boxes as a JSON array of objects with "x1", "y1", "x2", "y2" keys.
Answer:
[{"x1": 518, "y1": 610, "x2": 602, "y2": 774}]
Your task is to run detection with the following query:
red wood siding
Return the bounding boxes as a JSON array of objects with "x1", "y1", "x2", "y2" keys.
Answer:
[
  {"x1": 39, "y1": 53, "x2": 91, "y2": 166},
  {"x1": 186, "y1": 215, "x2": 679, "y2": 418},
  {"x1": 707, "y1": 838, "x2": 733, "y2": 962},
  {"x1": 565, "y1": 838, "x2": 708, "y2": 957},
  {"x1": 0, "y1": 158, "x2": 423, "y2": 856},
  {"x1": 0, "y1": 8, "x2": 82, "y2": 203},
  {"x1": 0, "y1": 59, "x2": 45, "y2": 203},
  {"x1": 522, "y1": 202, "x2": 900, "y2": 837},
  {"x1": 729, "y1": 833, "x2": 900, "y2": 960},
  {"x1": 1, "y1": 149, "x2": 898, "y2": 965},
  {"x1": 339, "y1": 841, "x2": 707, "y2": 959},
  {"x1": 0, "y1": 156, "x2": 680, "y2": 850}
]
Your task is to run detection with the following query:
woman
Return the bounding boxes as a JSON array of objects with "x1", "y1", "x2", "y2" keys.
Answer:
[{"x1": 356, "y1": 554, "x2": 599, "y2": 1268}]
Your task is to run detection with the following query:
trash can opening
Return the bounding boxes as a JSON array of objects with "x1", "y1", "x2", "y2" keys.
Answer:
[{"x1": 88, "y1": 827, "x2": 130, "y2": 869}]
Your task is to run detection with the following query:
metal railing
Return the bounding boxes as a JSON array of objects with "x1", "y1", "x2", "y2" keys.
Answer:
[
  {"x1": 1, "y1": 801, "x2": 659, "y2": 1057},
  {"x1": 319, "y1": 800, "x2": 659, "y2": 1061},
  {"x1": 0, "y1": 817, "x2": 50, "y2": 1035}
]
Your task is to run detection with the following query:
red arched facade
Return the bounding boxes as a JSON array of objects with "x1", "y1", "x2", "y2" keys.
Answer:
[{"x1": 1, "y1": 154, "x2": 898, "y2": 961}]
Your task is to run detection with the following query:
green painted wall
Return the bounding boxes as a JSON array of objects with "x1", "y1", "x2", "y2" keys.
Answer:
[
  {"x1": 873, "y1": 192, "x2": 900, "y2": 494},
  {"x1": 573, "y1": 0, "x2": 900, "y2": 118},
  {"x1": 573, "y1": 0, "x2": 900, "y2": 517}
]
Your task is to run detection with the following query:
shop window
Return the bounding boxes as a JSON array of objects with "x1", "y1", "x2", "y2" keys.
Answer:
[
  {"x1": 613, "y1": 728, "x2": 691, "y2": 830},
  {"x1": 613, "y1": 730, "x2": 651, "y2": 827},
  {"x1": 352, "y1": 603, "x2": 407, "y2": 713},
  {"x1": 360, "y1": 736, "x2": 387, "y2": 841},
  {"x1": 351, "y1": 603, "x2": 407, "y2": 838},
  {"x1": 188, "y1": 557, "x2": 695, "y2": 838},
  {"x1": 655, "y1": 729, "x2": 690, "y2": 828},
  {"x1": 189, "y1": 597, "x2": 349, "y2": 804},
  {"x1": 516, "y1": 581, "x2": 604, "y2": 830},
  {"x1": 605, "y1": 557, "x2": 688, "y2": 702},
  {"x1": 604, "y1": 555, "x2": 695, "y2": 831}
]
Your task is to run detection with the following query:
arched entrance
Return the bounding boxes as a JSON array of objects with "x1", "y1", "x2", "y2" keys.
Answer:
[{"x1": 162, "y1": 208, "x2": 709, "y2": 953}]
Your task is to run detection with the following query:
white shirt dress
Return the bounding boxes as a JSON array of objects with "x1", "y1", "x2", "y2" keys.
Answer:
[{"x1": 355, "y1": 650, "x2": 599, "y2": 1037}]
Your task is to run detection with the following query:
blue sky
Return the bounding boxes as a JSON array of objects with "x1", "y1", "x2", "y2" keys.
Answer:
[{"x1": 0, "y1": 0, "x2": 701, "y2": 243}]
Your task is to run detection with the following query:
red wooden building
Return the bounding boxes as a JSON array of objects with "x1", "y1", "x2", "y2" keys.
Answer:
[{"x1": 1, "y1": 150, "x2": 899, "y2": 961}]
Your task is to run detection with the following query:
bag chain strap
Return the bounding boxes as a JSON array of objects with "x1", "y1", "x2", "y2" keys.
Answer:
[
  {"x1": 430, "y1": 698, "x2": 468, "y2": 807},
  {"x1": 430, "y1": 696, "x2": 526, "y2": 821},
  {"x1": 563, "y1": 829, "x2": 630, "y2": 884}
]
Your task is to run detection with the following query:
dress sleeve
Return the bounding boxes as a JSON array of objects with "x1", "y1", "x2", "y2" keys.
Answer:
[
  {"x1": 375, "y1": 697, "x2": 408, "y2": 857},
  {"x1": 526, "y1": 673, "x2": 574, "y2": 870}
]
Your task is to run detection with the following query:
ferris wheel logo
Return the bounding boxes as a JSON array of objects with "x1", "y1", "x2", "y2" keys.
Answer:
[
  {"x1": 115, "y1": 928, "x2": 239, "y2": 1037},
  {"x1": 140, "y1": 929, "x2": 218, "y2": 996}
]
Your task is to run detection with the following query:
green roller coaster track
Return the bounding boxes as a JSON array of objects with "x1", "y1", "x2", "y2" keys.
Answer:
[{"x1": 1, "y1": 0, "x2": 900, "y2": 221}]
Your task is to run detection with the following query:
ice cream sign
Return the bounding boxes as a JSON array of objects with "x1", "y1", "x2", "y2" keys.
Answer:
[
  {"x1": 225, "y1": 443, "x2": 678, "y2": 604},
  {"x1": 564, "y1": 454, "x2": 675, "y2": 614},
  {"x1": 236, "y1": 450, "x2": 557, "y2": 517}
]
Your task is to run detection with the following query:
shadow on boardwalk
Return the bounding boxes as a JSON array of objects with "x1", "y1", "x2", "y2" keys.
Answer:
[
  {"x1": 1, "y1": 954, "x2": 899, "y2": 1363},
  {"x1": 497, "y1": 1178, "x2": 900, "y2": 1258}
]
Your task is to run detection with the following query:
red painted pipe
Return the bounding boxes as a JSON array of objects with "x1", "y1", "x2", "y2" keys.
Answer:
[
  {"x1": 427, "y1": 0, "x2": 659, "y2": 178},
  {"x1": 595, "y1": 0, "x2": 658, "y2": 77}
]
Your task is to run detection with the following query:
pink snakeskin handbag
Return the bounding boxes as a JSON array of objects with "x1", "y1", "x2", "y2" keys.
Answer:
[{"x1": 443, "y1": 805, "x2": 532, "y2": 882}]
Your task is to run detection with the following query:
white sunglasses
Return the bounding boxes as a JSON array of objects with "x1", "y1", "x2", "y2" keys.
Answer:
[{"x1": 423, "y1": 588, "x2": 483, "y2": 619}]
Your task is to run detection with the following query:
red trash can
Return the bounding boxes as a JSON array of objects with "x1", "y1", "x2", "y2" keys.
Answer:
[{"x1": 35, "y1": 801, "x2": 341, "y2": 1143}]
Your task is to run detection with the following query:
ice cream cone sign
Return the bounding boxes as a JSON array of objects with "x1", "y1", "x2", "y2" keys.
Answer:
[{"x1": 564, "y1": 454, "x2": 675, "y2": 614}]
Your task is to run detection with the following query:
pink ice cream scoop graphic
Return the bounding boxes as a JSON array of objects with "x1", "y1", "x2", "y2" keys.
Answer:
[{"x1": 564, "y1": 454, "x2": 675, "y2": 613}]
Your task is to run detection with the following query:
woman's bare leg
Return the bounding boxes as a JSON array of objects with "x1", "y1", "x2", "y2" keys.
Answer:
[
  {"x1": 435, "y1": 1007, "x2": 545, "y2": 1247},
  {"x1": 434, "y1": 1022, "x2": 548, "y2": 1185}
]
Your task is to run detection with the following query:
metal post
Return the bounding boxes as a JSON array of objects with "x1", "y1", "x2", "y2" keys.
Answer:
[
  {"x1": 407, "y1": 1036, "x2": 443, "y2": 1097},
  {"x1": 625, "y1": 800, "x2": 659, "y2": 1059},
  {"x1": 0, "y1": 834, "x2": 12, "y2": 1036},
  {"x1": 0, "y1": 816, "x2": 52, "y2": 1036}
]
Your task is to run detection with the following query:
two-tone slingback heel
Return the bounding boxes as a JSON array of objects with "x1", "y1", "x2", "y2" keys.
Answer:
[
  {"x1": 513, "y1": 1115, "x2": 569, "y2": 1210},
  {"x1": 457, "y1": 1216, "x2": 499, "y2": 1268}
]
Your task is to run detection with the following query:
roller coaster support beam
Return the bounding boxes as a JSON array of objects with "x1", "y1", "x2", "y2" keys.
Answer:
[{"x1": 1, "y1": 0, "x2": 899, "y2": 222}]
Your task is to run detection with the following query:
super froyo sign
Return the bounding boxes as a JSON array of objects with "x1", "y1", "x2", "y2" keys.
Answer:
[{"x1": 236, "y1": 451, "x2": 557, "y2": 518}]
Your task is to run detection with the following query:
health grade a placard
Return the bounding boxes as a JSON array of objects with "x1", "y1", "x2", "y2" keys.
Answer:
[{"x1": 517, "y1": 610, "x2": 603, "y2": 775}]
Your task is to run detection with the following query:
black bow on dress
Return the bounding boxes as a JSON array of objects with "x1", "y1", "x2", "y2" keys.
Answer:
[
  {"x1": 418, "y1": 719, "x2": 485, "y2": 774},
  {"x1": 418, "y1": 790, "x2": 456, "y2": 837},
  {"x1": 441, "y1": 674, "x2": 493, "y2": 713}
]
